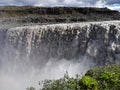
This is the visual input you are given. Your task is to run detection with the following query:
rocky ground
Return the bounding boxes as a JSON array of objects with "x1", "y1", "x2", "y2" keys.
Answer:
[{"x1": 0, "y1": 6, "x2": 120, "y2": 28}]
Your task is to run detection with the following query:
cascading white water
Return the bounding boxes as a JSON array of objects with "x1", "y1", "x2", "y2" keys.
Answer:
[{"x1": 0, "y1": 21, "x2": 120, "y2": 90}]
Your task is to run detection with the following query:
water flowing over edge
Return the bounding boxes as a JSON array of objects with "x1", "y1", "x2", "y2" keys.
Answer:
[{"x1": 0, "y1": 21, "x2": 120, "y2": 90}]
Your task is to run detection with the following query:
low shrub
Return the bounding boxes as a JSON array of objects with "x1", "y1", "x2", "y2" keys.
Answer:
[
  {"x1": 27, "y1": 64, "x2": 120, "y2": 90},
  {"x1": 79, "y1": 76, "x2": 98, "y2": 90}
]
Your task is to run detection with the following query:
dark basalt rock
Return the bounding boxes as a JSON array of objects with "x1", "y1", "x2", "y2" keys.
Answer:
[
  {"x1": 0, "y1": 21, "x2": 119, "y2": 69},
  {"x1": 0, "y1": 6, "x2": 120, "y2": 26}
]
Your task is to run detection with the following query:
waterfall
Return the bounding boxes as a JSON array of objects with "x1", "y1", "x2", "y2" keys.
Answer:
[{"x1": 0, "y1": 21, "x2": 120, "y2": 90}]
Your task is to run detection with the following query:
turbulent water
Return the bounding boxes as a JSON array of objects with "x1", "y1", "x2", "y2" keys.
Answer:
[{"x1": 0, "y1": 21, "x2": 120, "y2": 90}]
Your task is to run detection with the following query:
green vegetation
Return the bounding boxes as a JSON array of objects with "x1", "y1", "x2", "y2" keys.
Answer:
[
  {"x1": 27, "y1": 64, "x2": 120, "y2": 90},
  {"x1": 26, "y1": 87, "x2": 36, "y2": 90},
  {"x1": 41, "y1": 72, "x2": 80, "y2": 90},
  {"x1": 86, "y1": 64, "x2": 120, "y2": 90},
  {"x1": 80, "y1": 76, "x2": 98, "y2": 90}
]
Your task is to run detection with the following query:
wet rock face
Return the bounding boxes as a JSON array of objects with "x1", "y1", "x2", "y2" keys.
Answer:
[
  {"x1": 0, "y1": 29, "x2": 7, "y2": 65},
  {"x1": 0, "y1": 21, "x2": 120, "y2": 68},
  {"x1": 0, "y1": 29, "x2": 7, "y2": 49}
]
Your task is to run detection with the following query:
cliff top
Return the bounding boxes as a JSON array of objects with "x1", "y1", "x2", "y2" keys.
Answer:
[{"x1": 0, "y1": 6, "x2": 120, "y2": 28}]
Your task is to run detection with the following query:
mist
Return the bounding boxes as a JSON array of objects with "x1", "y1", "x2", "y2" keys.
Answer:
[{"x1": 0, "y1": 56, "x2": 94, "y2": 90}]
